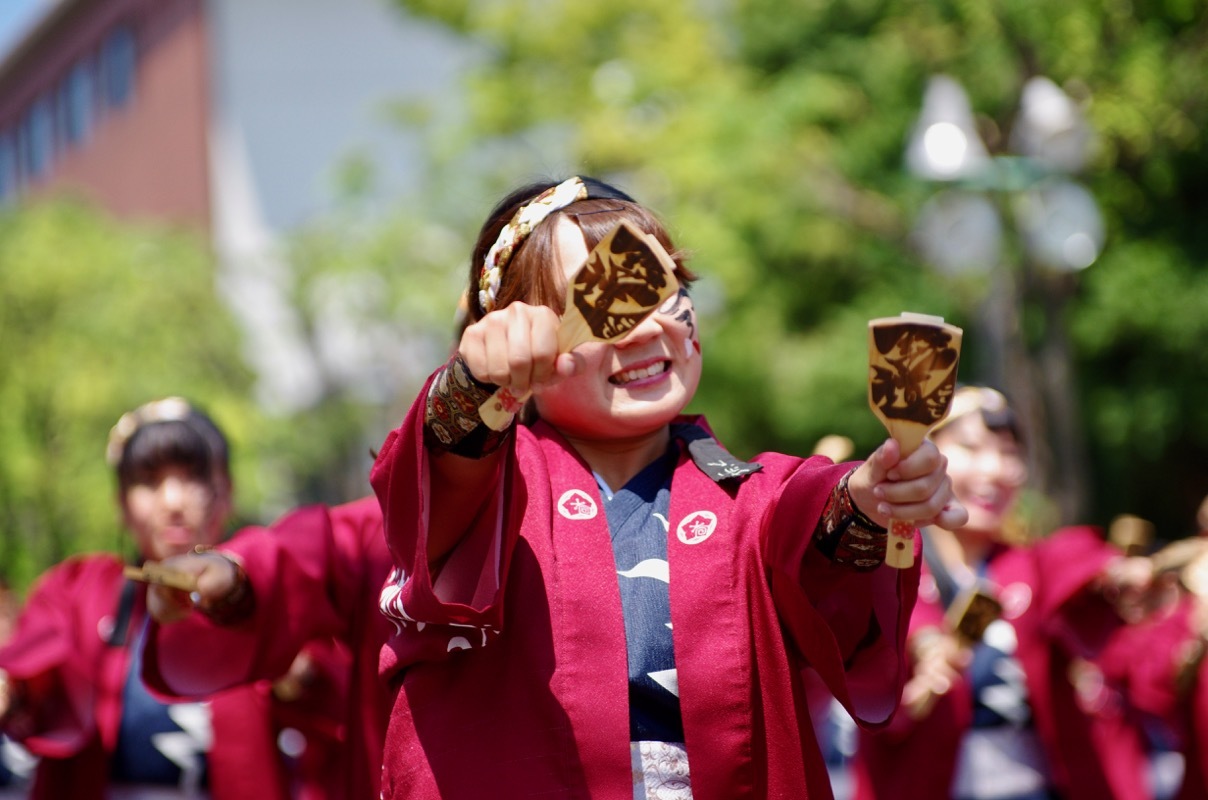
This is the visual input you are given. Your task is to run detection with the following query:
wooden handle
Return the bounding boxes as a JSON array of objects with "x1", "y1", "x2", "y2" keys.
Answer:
[
  {"x1": 479, "y1": 220, "x2": 680, "y2": 430},
  {"x1": 868, "y1": 312, "x2": 963, "y2": 568},
  {"x1": 123, "y1": 563, "x2": 199, "y2": 593}
]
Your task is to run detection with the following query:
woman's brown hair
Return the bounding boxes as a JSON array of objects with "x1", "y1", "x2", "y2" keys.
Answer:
[{"x1": 464, "y1": 177, "x2": 696, "y2": 324}]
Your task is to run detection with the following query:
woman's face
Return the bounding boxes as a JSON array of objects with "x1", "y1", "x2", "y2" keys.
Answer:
[
  {"x1": 932, "y1": 412, "x2": 1027, "y2": 538},
  {"x1": 121, "y1": 464, "x2": 230, "y2": 561},
  {"x1": 533, "y1": 218, "x2": 702, "y2": 441}
]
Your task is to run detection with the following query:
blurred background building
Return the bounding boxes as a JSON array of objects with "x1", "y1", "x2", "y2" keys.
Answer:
[{"x1": 0, "y1": 0, "x2": 467, "y2": 409}]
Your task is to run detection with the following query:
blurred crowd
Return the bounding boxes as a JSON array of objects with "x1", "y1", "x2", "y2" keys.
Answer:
[
  {"x1": 817, "y1": 388, "x2": 1208, "y2": 800},
  {"x1": 2, "y1": 176, "x2": 1208, "y2": 800},
  {"x1": 5, "y1": 383, "x2": 1204, "y2": 799}
]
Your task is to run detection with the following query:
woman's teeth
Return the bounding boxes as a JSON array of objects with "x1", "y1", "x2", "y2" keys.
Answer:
[{"x1": 612, "y1": 362, "x2": 666, "y2": 385}]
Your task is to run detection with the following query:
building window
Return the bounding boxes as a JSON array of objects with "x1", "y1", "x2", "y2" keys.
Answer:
[
  {"x1": 59, "y1": 61, "x2": 95, "y2": 146},
  {"x1": 0, "y1": 135, "x2": 16, "y2": 201},
  {"x1": 19, "y1": 98, "x2": 54, "y2": 181},
  {"x1": 100, "y1": 26, "x2": 136, "y2": 109}
]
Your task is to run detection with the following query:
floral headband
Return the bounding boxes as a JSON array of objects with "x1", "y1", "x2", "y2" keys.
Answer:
[
  {"x1": 478, "y1": 176, "x2": 588, "y2": 313},
  {"x1": 105, "y1": 396, "x2": 195, "y2": 467},
  {"x1": 931, "y1": 385, "x2": 1009, "y2": 435}
]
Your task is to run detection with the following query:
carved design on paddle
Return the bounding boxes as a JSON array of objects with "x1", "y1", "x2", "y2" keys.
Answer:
[
  {"x1": 569, "y1": 222, "x2": 676, "y2": 342},
  {"x1": 868, "y1": 313, "x2": 963, "y2": 569},
  {"x1": 869, "y1": 323, "x2": 960, "y2": 435},
  {"x1": 478, "y1": 220, "x2": 679, "y2": 431},
  {"x1": 946, "y1": 587, "x2": 1003, "y2": 646}
]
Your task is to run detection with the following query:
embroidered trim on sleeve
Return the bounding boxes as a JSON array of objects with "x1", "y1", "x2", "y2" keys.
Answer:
[
  {"x1": 814, "y1": 467, "x2": 888, "y2": 571},
  {"x1": 424, "y1": 353, "x2": 513, "y2": 458}
]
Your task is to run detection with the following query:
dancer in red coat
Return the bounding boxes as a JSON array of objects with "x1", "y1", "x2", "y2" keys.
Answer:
[
  {"x1": 0, "y1": 398, "x2": 297, "y2": 799},
  {"x1": 370, "y1": 176, "x2": 967, "y2": 799},
  {"x1": 1102, "y1": 534, "x2": 1208, "y2": 800},
  {"x1": 852, "y1": 386, "x2": 1157, "y2": 800},
  {"x1": 140, "y1": 496, "x2": 394, "y2": 800}
]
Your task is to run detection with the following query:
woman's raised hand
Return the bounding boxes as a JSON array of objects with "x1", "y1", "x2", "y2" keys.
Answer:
[
  {"x1": 848, "y1": 438, "x2": 968, "y2": 533},
  {"x1": 145, "y1": 552, "x2": 240, "y2": 624},
  {"x1": 460, "y1": 303, "x2": 576, "y2": 396}
]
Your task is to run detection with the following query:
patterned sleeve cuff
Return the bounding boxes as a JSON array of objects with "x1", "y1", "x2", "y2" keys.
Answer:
[
  {"x1": 813, "y1": 467, "x2": 888, "y2": 571},
  {"x1": 424, "y1": 353, "x2": 514, "y2": 459}
]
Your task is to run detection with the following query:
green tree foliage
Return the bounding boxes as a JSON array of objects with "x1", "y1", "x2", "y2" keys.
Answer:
[
  {"x1": 266, "y1": 200, "x2": 469, "y2": 507},
  {"x1": 0, "y1": 200, "x2": 264, "y2": 591},
  {"x1": 391, "y1": 0, "x2": 1208, "y2": 537}
]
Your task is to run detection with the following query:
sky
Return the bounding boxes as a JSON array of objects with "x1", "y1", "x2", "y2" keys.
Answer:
[{"x1": 0, "y1": 0, "x2": 47, "y2": 54}]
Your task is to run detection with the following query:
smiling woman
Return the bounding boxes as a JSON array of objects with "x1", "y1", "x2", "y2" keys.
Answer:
[
  {"x1": 852, "y1": 385, "x2": 1163, "y2": 800},
  {"x1": 369, "y1": 175, "x2": 967, "y2": 800}
]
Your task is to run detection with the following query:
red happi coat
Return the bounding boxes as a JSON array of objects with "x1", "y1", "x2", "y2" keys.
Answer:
[
  {"x1": 1174, "y1": 658, "x2": 1208, "y2": 800},
  {"x1": 0, "y1": 554, "x2": 290, "y2": 800},
  {"x1": 142, "y1": 497, "x2": 395, "y2": 800},
  {"x1": 853, "y1": 527, "x2": 1151, "y2": 800},
  {"x1": 1102, "y1": 595, "x2": 1208, "y2": 800},
  {"x1": 1168, "y1": 603, "x2": 1208, "y2": 800},
  {"x1": 371, "y1": 392, "x2": 921, "y2": 800}
]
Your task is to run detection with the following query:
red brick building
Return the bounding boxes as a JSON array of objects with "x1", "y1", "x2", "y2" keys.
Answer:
[
  {"x1": 0, "y1": 0, "x2": 466, "y2": 408},
  {"x1": 0, "y1": 0, "x2": 212, "y2": 228},
  {"x1": 0, "y1": 0, "x2": 465, "y2": 234}
]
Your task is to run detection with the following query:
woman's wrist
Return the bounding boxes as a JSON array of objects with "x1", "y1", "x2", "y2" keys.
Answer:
[
  {"x1": 1174, "y1": 631, "x2": 1207, "y2": 696},
  {"x1": 845, "y1": 462, "x2": 890, "y2": 529},
  {"x1": 424, "y1": 353, "x2": 514, "y2": 459},
  {"x1": 814, "y1": 467, "x2": 889, "y2": 571},
  {"x1": 0, "y1": 669, "x2": 11, "y2": 722},
  {"x1": 191, "y1": 546, "x2": 255, "y2": 625},
  {"x1": 0, "y1": 669, "x2": 26, "y2": 730}
]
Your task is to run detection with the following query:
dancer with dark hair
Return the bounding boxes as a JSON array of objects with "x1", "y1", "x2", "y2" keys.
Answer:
[
  {"x1": 370, "y1": 176, "x2": 966, "y2": 799},
  {"x1": 0, "y1": 398, "x2": 300, "y2": 799},
  {"x1": 139, "y1": 492, "x2": 394, "y2": 800}
]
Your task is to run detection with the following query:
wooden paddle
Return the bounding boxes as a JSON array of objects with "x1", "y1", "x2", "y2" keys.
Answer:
[
  {"x1": 868, "y1": 312, "x2": 963, "y2": 569},
  {"x1": 945, "y1": 586, "x2": 1003, "y2": 646},
  {"x1": 123, "y1": 562, "x2": 199, "y2": 593},
  {"x1": 479, "y1": 220, "x2": 681, "y2": 431},
  {"x1": 906, "y1": 583, "x2": 1001, "y2": 719}
]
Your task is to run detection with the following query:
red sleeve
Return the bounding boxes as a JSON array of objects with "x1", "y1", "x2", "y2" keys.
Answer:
[
  {"x1": 0, "y1": 558, "x2": 112, "y2": 756},
  {"x1": 370, "y1": 373, "x2": 511, "y2": 636},
  {"x1": 1033, "y1": 526, "x2": 1125, "y2": 657},
  {"x1": 0, "y1": 562, "x2": 83, "y2": 682},
  {"x1": 142, "y1": 505, "x2": 351, "y2": 699},
  {"x1": 763, "y1": 456, "x2": 921, "y2": 729},
  {"x1": 1099, "y1": 597, "x2": 1197, "y2": 725}
]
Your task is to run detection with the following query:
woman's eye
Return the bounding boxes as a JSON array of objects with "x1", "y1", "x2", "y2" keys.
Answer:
[{"x1": 658, "y1": 289, "x2": 689, "y2": 314}]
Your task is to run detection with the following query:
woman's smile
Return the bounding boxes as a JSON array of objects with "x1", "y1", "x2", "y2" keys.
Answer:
[{"x1": 609, "y1": 358, "x2": 670, "y2": 386}]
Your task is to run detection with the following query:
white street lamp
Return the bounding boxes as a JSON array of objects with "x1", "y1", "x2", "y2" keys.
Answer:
[
  {"x1": 905, "y1": 73, "x2": 1103, "y2": 523},
  {"x1": 905, "y1": 75, "x2": 992, "y2": 181}
]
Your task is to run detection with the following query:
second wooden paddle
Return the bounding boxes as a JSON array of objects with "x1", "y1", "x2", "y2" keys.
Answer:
[
  {"x1": 868, "y1": 312, "x2": 963, "y2": 569},
  {"x1": 123, "y1": 562, "x2": 199, "y2": 593}
]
